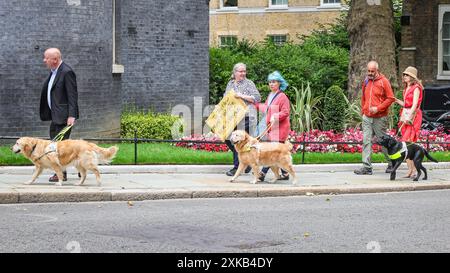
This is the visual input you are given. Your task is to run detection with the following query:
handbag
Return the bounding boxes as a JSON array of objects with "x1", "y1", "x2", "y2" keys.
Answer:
[
  {"x1": 255, "y1": 113, "x2": 267, "y2": 137},
  {"x1": 254, "y1": 92, "x2": 281, "y2": 139},
  {"x1": 400, "y1": 108, "x2": 415, "y2": 124}
]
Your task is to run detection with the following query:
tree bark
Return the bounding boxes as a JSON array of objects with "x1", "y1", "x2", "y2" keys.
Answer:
[{"x1": 347, "y1": 0, "x2": 398, "y2": 98}]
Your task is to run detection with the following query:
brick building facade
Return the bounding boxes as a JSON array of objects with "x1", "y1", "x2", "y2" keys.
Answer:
[
  {"x1": 0, "y1": 0, "x2": 209, "y2": 139},
  {"x1": 209, "y1": 0, "x2": 344, "y2": 46},
  {"x1": 399, "y1": 0, "x2": 450, "y2": 85}
]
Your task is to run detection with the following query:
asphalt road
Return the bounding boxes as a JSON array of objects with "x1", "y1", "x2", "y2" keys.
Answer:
[{"x1": 1, "y1": 190, "x2": 450, "y2": 253}]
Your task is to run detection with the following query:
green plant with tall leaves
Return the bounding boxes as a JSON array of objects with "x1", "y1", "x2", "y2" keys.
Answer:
[
  {"x1": 343, "y1": 95, "x2": 362, "y2": 129},
  {"x1": 290, "y1": 82, "x2": 323, "y2": 134}
]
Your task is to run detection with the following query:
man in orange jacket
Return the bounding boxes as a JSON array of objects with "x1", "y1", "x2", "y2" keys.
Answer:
[{"x1": 354, "y1": 61, "x2": 395, "y2": 175}]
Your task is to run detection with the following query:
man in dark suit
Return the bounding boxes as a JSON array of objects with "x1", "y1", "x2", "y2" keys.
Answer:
[{"x1": 40, "y1": 48, "x2": 79, "y2": 182}]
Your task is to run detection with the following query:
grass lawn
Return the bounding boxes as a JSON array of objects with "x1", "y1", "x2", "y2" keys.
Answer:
[{"x1": 1, "y1": 143, "x2": 449, "y2": 165}]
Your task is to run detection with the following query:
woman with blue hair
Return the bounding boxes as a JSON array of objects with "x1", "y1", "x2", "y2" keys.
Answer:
[{"x1": 240, "y1": 71, "x2": 292, "y2": 181}]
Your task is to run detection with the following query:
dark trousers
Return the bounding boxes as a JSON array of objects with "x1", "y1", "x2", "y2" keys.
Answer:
[
  {"x1": 50, "y1": 122, "x2": 72, "y2": 140},
  {"x1": 225, "y1": 117, "x2": 250, "y2": 169},
  {"x1": 261, "y1": 140, "x2": 288, "y2": 175},
  {"x1": 49, "y1": 122, "x2": 72, "y2": 176}
]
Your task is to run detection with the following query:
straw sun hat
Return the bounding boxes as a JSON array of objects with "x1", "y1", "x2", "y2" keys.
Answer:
[{"x1": 402, "y1": 66, "x2": 418, "y2": 80}]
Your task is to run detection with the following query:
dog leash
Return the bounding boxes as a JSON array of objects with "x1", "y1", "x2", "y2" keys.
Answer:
[
  {"x1": 33, "y1": 125, "x2": 73, "y2": 161},
  {"x1": 256, "y1": 122, "x2": 272, "y2": 141},
  {"x1": 396, "y1": 122, "x2": 405, "y2": 137},
  {"x1": 52, "y1": 124, "x2": 73, "y2": 142}
]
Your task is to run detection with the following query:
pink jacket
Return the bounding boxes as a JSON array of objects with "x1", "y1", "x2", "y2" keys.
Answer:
[{"x1": 254, "y1": 91, "x2": 291, "y2": 141}]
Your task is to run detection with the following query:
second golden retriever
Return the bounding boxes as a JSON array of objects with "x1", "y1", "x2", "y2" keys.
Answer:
[
  {"x1": 12, "y1": 137, "x2": 118, "y2": 186},
  {"x1": 229, "y1": 130, "x2": 297, "y2": 184}
]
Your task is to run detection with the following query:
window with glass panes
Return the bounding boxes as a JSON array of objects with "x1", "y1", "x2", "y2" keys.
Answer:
[
  {"x1": 443, "y1": 12, "x2": 450, "y2": 71},
  {"x1": 271, "y1": 0, "x2": 288, "y2": 5},
  {"x1": 223, "y1": 0, "x2": 238, "y2": 7},
  {"x1": 322, "y1": 0, "x2": 340, "y2": 4},
  {"x1": 268, "y1": 35, "x2": 287, "y2": 45},
  {"x1": 220, "y1": 36, "x2": 237, "y2": 47}
]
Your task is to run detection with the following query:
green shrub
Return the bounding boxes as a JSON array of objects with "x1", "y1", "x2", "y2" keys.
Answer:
[
  {"x1": 323, "y1": 85, "x2": 347, "y2": 132},
  {"x1": 209, "y1": 10, "x2": 350, "y2": 108},
  {"x1": 121, "y1": 110, "x2": 182, "y2": 140},
  {"x1": 290, "y1": 83, "x2": 323, "y2": 134}
]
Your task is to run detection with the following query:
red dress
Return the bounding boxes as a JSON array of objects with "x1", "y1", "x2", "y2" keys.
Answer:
[{"x1": 399, "y1": 83, "x2": 423, "y2": 142}]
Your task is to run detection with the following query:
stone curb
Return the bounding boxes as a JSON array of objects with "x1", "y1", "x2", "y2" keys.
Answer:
[
  {"x1": 1, "y1": 162, "x2": 449, "y2": 175},
  {"x1": 2, "y1": 183, "x2": 450, "y2": 204}
]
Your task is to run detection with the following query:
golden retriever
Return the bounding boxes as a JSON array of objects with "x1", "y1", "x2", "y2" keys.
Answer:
[
  {"x1": 12, "y1": 137, "x2": 118, "y2": 186},
  {"x1": 229, "y1": 130, "x2": 297, "y2": 184}
]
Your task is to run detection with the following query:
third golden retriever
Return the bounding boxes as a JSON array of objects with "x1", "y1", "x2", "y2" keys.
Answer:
[
  {"x1": 229, "y1": 130, "x2": 297, "y2": 184},
  {"x1": 12, "y1": 137, "x2": 118, "y2": 186}
]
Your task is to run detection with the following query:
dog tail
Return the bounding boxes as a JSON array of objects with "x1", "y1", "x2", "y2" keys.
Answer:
[
  {"x1": 424, "y1": 149, "x2": 438, "y2": 163},
  {"x1": 96, "y1": 145, "x2": 119, "y2": 164},
  {"x1": 284, "y1": 140, "x2": 293, "y2": 151}
]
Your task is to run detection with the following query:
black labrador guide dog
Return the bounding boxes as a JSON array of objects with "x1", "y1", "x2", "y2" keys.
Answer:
[{"x1": 377, "y1": 135, "x2": 438, "y2": 181}]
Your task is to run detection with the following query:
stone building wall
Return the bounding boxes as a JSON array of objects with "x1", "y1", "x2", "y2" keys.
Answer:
[
  {"x1": 209, "y1": 0, "x2": 344, "y2": 46},
  {"x1": 0, "y1": 0, "x2": 210, "y2": 139}
]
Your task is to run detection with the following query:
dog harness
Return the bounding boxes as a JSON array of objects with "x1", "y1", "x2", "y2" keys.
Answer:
[
  {"x1": 242, "y1": 143, "x2": 262, "y2": 153},
  {"x1": 33, "y1": 142, "x2": 58, "y2": 161},
  {"x1": 388, "y1": 142, "x2": 408, "y2": 160}
]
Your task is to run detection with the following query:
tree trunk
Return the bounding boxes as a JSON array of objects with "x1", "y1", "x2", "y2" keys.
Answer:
[{"x1": 347, "y1": 0, "x2": 398, "y2": 98}]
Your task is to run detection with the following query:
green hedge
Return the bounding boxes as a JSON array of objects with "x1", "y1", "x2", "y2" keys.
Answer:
[
  {"x1": 210, "y1": 40, "x2": 349, "y2": 105},
  {"x1": 323, "y1": 85, "x2": 347, "y2": 132},
  {"x1": 209, "y1": 13, "x2": 349, "y2": 105},
  {"x1": 121, "y1": 111, "x2": 182, "y2": 140}
]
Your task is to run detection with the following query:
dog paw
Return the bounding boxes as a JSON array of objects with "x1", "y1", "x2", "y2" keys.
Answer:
[
  {"x1": 269, "y1": 178, "x2": 278, "y2": 183},
  {"x1": 55, "y1": 182, "x2": 63, "y2": 186},
  {"x1": 229, "y1": 178, "x2": 235, "y2": 182},
  {"x1": 24, "y1": 181, "x2": 34, "y2": 185},
  {"x1": 250, "y1": 180, "x2": 258, "y2": 184}
]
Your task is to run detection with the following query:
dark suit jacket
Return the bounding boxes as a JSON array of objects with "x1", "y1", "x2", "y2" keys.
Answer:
[{"x1": 40, "y1": 62, "x2": 79, "y2": 125}]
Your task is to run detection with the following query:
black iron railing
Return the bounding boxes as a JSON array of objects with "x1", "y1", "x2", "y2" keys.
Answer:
[{"x1": 2, "y1": 134, "x2": 449, "y2": 164}]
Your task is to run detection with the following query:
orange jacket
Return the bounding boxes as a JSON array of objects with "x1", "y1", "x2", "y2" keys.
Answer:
[{"x1": 361, "y1": 73, "x2": 395, "y2": 118}]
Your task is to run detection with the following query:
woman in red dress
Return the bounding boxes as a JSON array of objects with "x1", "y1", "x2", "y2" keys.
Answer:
[{"x1": 394, "y1": 66, "x2": 423, "y2": 178}]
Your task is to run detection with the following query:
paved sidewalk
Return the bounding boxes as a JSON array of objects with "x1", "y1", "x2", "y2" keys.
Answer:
[{"x1": 0, "y1": 163, "x2": 449, "y2": 204}]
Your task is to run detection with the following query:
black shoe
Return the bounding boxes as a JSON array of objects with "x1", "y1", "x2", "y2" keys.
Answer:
[
  {"x1": 226, "y1": 168, "x2": 237, "y2": 176},
  {"x1": 258, "y1": 172, "x2": 266, "y2": 182},
  {"x1": 245, "y1": 166, "x2": 252, "y2": 174},
  {"x1": 385, "y1": 166, "x2": 393, "y2": 173},
  {"x1": 49, "y1": 172, "x2": 67, "y2": 182},
  {"x1": 277, "y1": 173, "x2": 289, "y2": 180},
  {"x1": 354, "y1": 168, "x2": 372, "y2": 175}
]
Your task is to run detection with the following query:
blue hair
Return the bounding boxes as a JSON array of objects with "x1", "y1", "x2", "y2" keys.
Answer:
[{"x1": 267, "y1": 71, "x2": 288, "y2": 91}]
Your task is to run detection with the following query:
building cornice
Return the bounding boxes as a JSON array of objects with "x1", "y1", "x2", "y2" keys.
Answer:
[{"x1": 210, "y1": 5, "x2": 348, "y2": 15}]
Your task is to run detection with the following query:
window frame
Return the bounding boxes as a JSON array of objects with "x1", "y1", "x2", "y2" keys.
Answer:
[
  {"x1": 268, "y1": 0, "x2": 288, "y2": 9},
  {"x1": 438, "y1": 5, "x2": 450, "y2": 79},
  {"x1": 220, "y1": 0, "x2": 238, "y2": 10},
  {"x1": 267, "y1": 34, "x2": 288, "y2": 46},
  {"x1": 219, "y1": 35, "x2": 238, "y2": 48},
  {"x1": 320, "y1": 0, "x2": 341, "y2": 8}
]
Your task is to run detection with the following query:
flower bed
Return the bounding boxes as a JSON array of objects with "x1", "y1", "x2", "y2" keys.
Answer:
[
  {"x1": 175, "y1": 128, "x2": 450, "y2": 153},
  {"x1": 175, "y1": 132, "x2": 229, "y2": 152}
]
